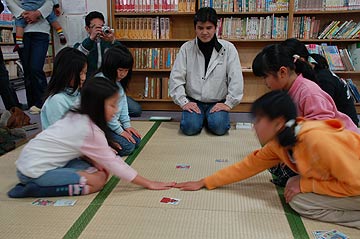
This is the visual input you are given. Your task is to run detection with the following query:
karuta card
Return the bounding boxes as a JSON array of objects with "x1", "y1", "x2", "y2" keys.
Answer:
[
  {"x1": 321, "y1": 229, "x2": 348, "y2": 239},
  {"x1": 54, "y1": 199, "x2": 77, "y2": 207},
  {"x1": 312, "y1": 230, "x2": 327, "y2": 239},
  {"x1": 176, "y1": 163, "x2": 190, "y2": 169},
  {"x1": 160, "y1": 197, "x2": 180, "y2": 205},
  {"x1": 31, "y1": 199, "x2": 55, "y2": 206},
  {"x1": 215, "y1": 159, "x2": 229, "y2": 163}
]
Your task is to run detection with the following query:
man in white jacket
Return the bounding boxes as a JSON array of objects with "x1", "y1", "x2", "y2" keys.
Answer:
[{"x1": 169, "y1": 7, "x2": 243, "y2": 136}]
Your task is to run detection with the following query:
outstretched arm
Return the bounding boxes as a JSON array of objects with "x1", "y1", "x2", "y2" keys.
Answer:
[
  {"x1": 132, "y1": 175, "x2": 176, "y2": 190},
  {"x1": 174, "y1": 179, "x2": 205, "y2": 191}
]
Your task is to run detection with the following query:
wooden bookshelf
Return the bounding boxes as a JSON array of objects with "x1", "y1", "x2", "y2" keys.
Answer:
[{"x1": 108, "y1": 0, "x2": 360, "y2": 113}]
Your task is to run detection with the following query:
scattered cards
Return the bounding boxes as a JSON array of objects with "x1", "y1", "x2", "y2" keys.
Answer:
[
  {"x1": 31, "y1": 198, "x2": 77, "y2": 207},
  {"x1": 53, "y1": 199, "x2": 77, "y2": 207},
  {"x1": 312, "y1": 229, "x2": 348, "y2": 239},
  {"x1": 176, "y1": 163, "x2": 190, "y2": 169},
  {"x1": 215, "y1": 159, "x2": 228, "y2": 163},
  {"x1": 235, "y1": 122, "x2": 253, "y2": 129},
  {"x1": 160, "y1": 197, "x2": 180, "y2": 205},
  {"x1": 31, "y1": 199, "x2": 54, "y2": 206}
]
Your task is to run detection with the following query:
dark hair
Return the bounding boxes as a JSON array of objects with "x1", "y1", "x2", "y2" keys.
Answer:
[
  {"x1": 99, "y1": 45, "x2": 133, "y2": 90},
  {"x1": 251, "y1": 90, "x2": 298, "y2": 147},
  {"x1": 309, "y1": 53, "x2": 329, "y2": 70},
  {"x1": 253, "y1": 44, "x2": 316, "y2": 84},
  {"x1": 45, "y1": 47, "x2": 87, "y2": 100},
  {"x1": 281, "y1": 39, "x2": 317, "y2": 82},
  {"x1": 194, "y1": 7, "x2": 218, "y2": 28},
  {"x1": 77, "y1": 76, "x2": 119, "y2": 148},
  {"x1": 85, "y1": 11, "x2": 105, "y2": 27}
]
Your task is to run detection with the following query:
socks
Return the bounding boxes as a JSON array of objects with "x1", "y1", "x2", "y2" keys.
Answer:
[
  {"x1": 13, "y1": 36, "x2": 24, "y2": 52},
  {"x1": 56, "y1": 28, "x2": 67, "y2": 45},
  {"x1": 7, "y1": 182, "x2": 89, "y2": 198}
]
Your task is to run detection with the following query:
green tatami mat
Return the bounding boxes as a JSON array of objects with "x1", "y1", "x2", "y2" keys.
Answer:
[{"x1": 0, "y1": 121, "x2": 154, "y2": 239}]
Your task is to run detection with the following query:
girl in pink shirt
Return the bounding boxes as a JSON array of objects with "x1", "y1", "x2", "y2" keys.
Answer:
[
  {"x1": 8, "y1": 77, "x2": 175, "y2": 198},
  {"x1": 251, "y1": 44, "x2": 359, "y2": 187}
]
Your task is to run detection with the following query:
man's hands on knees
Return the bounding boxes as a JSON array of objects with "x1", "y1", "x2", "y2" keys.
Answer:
[
  {"x1": 182, "y1": 102, "x2": 201, "y2": 113},
  {"x1": 210, "y1": 103, "x2": 231, "y2": 113}
]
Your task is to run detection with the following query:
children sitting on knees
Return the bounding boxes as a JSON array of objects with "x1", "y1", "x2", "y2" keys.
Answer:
[
  {"x1": 175, "y1": 90, "x2": 360, "y2": 229},
  {"x1": 8, "y1": 77, "x2": 175, "y2": 198}
]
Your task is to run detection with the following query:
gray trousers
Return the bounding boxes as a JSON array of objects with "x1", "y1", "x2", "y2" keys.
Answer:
[{"x1": 290, "y1": 193, "x2": 360, "y2": 229}]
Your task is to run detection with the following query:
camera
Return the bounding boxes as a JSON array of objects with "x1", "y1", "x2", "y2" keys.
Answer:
[{"x1": 102, "y1": 26, "x2": 112, "y2": 35}]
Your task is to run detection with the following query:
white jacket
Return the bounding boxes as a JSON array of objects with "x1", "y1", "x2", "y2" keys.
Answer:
[{"x1": 169, "y1": 38, "x2": 243, "y2": 109}]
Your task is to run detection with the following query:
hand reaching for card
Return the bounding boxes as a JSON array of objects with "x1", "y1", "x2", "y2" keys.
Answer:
[{"x1": 174, "y1": 179, "x2": 205, "y2": 191}]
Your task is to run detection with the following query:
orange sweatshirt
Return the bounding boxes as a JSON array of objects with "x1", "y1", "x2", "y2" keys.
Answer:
[{"x1": 204, "y1": 118, "x2": 360, "y2": 197}]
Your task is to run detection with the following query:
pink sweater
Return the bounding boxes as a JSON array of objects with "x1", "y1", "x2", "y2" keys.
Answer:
[{"x1": 288, "y1": 74, "x2": 359, "y2": 133}]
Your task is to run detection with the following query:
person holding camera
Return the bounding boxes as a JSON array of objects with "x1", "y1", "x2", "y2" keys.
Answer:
[{"x1": 75, "y1": 11, "x2": 142, "y2": 117}]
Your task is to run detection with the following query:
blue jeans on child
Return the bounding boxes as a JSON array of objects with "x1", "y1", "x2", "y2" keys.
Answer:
[
  {"x1": 16, "y1": 158, "x2": 92, "y2": 187},
  {"x1": 180, "y1": 100, "x2": 230, "y2": 136},
  {"x1": 16, "y1": 0, "x2": 57, "y2": 27},
  {"x1": 110, "y1": 131, "x2": 141, "y2": 157}
]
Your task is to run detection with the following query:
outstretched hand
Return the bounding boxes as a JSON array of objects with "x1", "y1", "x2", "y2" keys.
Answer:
[
  {"x1": 147, "y1": 181, "x2": 177, "y2": 190},
  {"x1": 174, "y1": 179, "x2": 205, "y2": 191}
]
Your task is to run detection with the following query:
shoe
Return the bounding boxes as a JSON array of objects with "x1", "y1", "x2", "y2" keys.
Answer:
[
  {"x1": 29, "y1": 106, "x2": 41, "y2": 115},
  {"x1": 59, "y1": 35, "x2": 67, "y2": 45},
  {"x1": 13, "y1": 44, "x2": 24, "y2": 52}
]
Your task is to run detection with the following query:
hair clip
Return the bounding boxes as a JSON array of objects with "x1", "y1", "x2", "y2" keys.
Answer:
[
  {"x1": 293, "y1": 54, "x2": 300, "y2": 63},
  {"x1": 285, "y1": 119, "x2": 295, "y2": 128}
]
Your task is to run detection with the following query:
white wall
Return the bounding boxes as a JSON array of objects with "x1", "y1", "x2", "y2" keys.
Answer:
[{"x1": 53, "y1": 0, "x2": 108, "y2": 54}]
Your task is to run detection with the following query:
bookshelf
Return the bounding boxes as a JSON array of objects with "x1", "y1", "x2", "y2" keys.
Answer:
[{"x1": 108, "y1": 0, "x2": 360, "y2": 113}]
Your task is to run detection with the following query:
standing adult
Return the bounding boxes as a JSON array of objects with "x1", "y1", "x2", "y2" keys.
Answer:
[
  {"x1": 5, "y1": 0, "x2": 53, "y2": 114},
  {"x1": 74, "y1": 11, "x2": 142, "y2": 117},
  {"x1": 169, "y1": 7, "x2": 243, "y2": 136}
]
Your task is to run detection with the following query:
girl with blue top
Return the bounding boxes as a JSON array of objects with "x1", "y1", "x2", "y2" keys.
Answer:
[
  {"x1": 97, "y1": 45, "x2": 141, "y2": 156},
  {"x1": 41, "y1": 47, "x2": 87, "y2": 129}
]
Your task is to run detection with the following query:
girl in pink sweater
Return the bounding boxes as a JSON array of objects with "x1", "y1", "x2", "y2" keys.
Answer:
[{"x1": 8, "y1": 76, "x2": 175, "y2": 198}]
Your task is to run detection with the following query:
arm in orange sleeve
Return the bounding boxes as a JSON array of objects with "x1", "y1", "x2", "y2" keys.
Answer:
[{"x1": 204, "y1": 141, "x2": 283, "y2": 189}]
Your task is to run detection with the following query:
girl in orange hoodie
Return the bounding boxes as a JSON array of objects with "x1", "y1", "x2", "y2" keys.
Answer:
[{"x1": 175, "y1": 90, "x2": 360, "y2": 229}]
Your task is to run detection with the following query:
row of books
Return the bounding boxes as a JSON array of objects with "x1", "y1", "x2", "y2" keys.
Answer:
[
  {"x1": 295, "y1": 0, "x2": 360, "y2": 11},
  {"x1": 129, "y1": 47, "x2": 179, "y2": 69},
  {"x1": 216, "y1": 15, "x2": 288, "y2": 39},
  {"x1": 293, "y1": 17, "x2": 360, "y2": 40},
  {"x1": 199, "y1": 0, "x2": 289, "y2": 12},
  {"x1": 1, "y1": 45, "x2": 18, "y2": 60},
  {"x1": 114, "y1": 0, "x2": 196, "y2": 12},
  {"x1": 115, "y1": 17, "x2": 171, "y2": 39},
  {"x1": 317, "y1": 20, "x2": 360, "y2": 39},
  {"x1": 143, "y1": 77, "x2": 171, "y2": 99},
  {"x1": 0, "y1": 28, "x2": 13, "y2": 43},
  {"x1": 346, "y1": 78, "x2": 360, "y2": 103},
  {"x1": 306, "y1": 43, "x2": 358, "y2": 71}
]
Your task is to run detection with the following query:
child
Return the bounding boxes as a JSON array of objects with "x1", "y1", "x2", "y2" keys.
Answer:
[
  {"x1": 41, "y1": 47, "x2": 87, "y2": 129},
  {"x1": 175, "y1": 90, "x2": 360, "y2": 229},
  {"x1": 14, "y1": 0, "x2": 67, "y2": 51},
  {"x1": 96, "y1": 45, "x2": 141, "y2": 156},
  {"x1": 8, "y1": 77, "x2": 175, "y2": 198},
  {"x1": 252, "y1": 44, "x2": 360, "y2": 187},
  {"x1": 282, "y1": 38, "x2": 359, "y2": 126}
]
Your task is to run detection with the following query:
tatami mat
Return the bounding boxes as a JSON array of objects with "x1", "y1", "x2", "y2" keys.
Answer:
[
  {"x1": 0, "y1": 121, "x2": 154, "y2": 239},
  {"x1": 80, "y1": 122, "x2": 294, "y2": 239},
  {"x1": 1, "y1": 121, "x2": 359, "y2": 238}
]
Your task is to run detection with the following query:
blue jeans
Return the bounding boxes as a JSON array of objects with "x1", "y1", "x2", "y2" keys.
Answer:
[
  {"x1": 17, "y1": 158, "x2": 92, "y2": 187},
  {"x1": 18, "y1": 32, "x2": 49, "y2": 108},
  {"x1": 180, "y1": 101, "x2": 230, "y2": 136},
  {"x1": 110, "y1": 130, "x2": 141, "y2": 156},
  {"x1": 127, "y1": 96, "x2": 142, "y2": 117}
]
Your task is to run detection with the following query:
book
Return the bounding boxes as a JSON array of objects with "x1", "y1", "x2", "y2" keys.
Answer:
[
  {"x1": 321, "y1": 44, "x2": 346, "y2": 71},
  {"x1": 346, "y1": 79, "x2": 360, "y2": 102}
]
